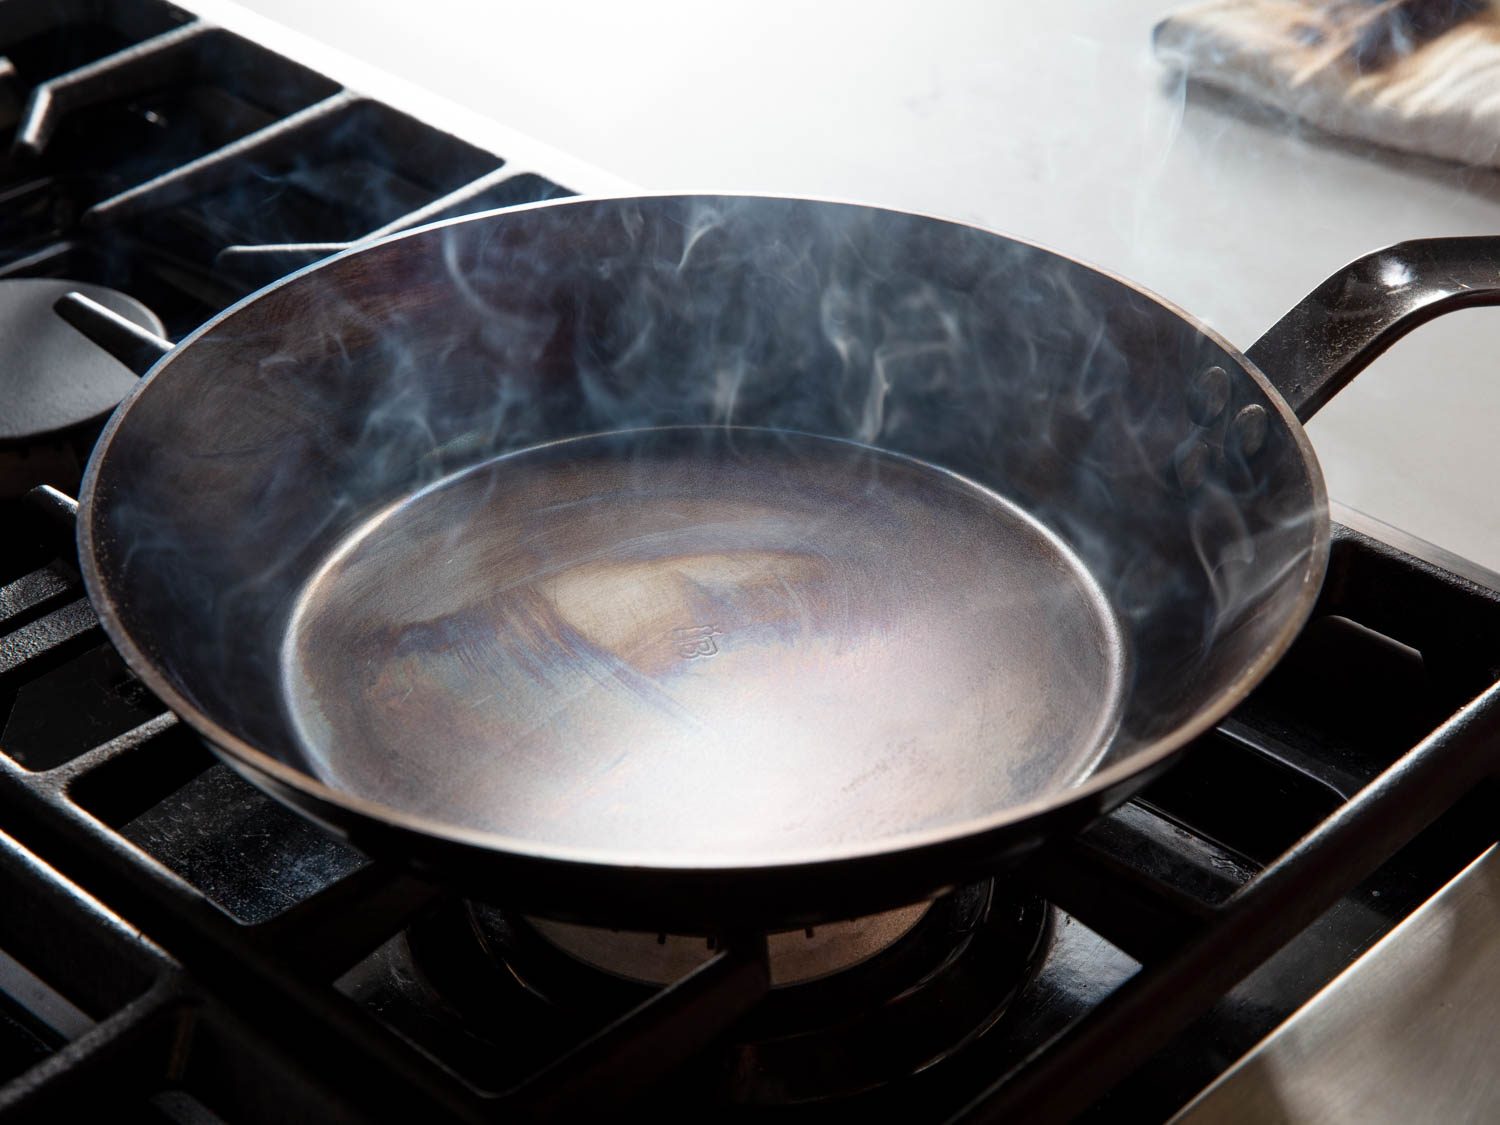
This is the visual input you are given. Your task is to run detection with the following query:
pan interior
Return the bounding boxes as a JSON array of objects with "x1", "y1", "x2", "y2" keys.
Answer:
[{"x1": 280, "y1": 427, "x2": 1126, "y2": 864}]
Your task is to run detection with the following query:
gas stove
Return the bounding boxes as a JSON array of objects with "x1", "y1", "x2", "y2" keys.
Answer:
[{"x1": 3, "y1": 1, "x2": 1500, "y2": 1121}]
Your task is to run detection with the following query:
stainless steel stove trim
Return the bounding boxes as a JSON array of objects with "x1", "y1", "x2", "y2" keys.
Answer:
[{"x1": 1171, "y1": 842, "x2": 1500, "y2": 1123}]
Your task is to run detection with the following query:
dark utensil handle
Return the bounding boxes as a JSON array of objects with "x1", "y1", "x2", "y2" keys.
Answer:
[{"x1": 1246, "y1": 236, "x2": 1500, "y2": 423}]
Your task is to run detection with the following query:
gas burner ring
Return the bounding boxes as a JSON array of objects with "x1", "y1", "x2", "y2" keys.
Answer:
[
  {"x1": 404, "y1": 882, "x2": 1050, "y2": 1107},
  {"x1": 524, "y1": 901, "x2": 933, "y2": 988}
]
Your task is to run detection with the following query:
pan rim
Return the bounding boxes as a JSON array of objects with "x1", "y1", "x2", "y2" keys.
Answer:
[{"x1": 75, "y1": 190, "x2": 1332, "y2": 873}]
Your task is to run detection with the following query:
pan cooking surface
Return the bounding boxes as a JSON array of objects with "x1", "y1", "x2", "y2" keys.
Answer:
[{"x1": 280, "y1": 427, "x2": 1126, "y2": 863}]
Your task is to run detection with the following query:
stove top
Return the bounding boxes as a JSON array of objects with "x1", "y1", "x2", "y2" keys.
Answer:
[
  {"x1": 0, "y1": 0, "x2": 623, "y2": 500},
  {"x1": 2, "y1": 2, "x2": 1500, "y2": 1121}
]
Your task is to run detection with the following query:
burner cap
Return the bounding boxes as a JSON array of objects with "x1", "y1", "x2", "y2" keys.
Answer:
[
  {"x1": 527, "y1": 902, "x2": 933, "y2": 987},
  {"x1": 0, "y1": 278, "x2": 165, "y2": 442},
  {"x1": 400, "y1": 883, "x2": 1051, "y2": 1107}
]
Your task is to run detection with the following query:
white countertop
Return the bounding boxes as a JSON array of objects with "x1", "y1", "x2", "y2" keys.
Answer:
[{"x1": 235, "y1": 0, "x2": 1500, "y2": 573}]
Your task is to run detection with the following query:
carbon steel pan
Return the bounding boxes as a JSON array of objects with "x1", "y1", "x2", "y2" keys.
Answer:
[
  {"x1": 81, "y1": 193, "x2": 1399, "y2": 927},
  {"x1": 281, "y1": 427, "x2": 1125, "y2": 861}
]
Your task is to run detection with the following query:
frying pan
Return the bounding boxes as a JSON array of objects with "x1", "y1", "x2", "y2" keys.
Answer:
[{"x1": 69, "y1": 194, "x2": 1500, "y2": 932}]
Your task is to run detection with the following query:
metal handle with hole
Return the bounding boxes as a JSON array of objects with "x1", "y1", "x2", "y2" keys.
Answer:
[{"x1": 1247, "y1": 236, "x2": 1500, "y2": 422}]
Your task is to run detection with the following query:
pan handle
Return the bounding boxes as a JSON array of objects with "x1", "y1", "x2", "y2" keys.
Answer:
[{"x1": 1245, "y1": 236, "x2": 1500, "y2": 423}]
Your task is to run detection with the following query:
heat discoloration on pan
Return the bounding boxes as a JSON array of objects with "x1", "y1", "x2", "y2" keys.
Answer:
[{"x1": 281, "y1": 427, "x2": 1126, "y2": 862}]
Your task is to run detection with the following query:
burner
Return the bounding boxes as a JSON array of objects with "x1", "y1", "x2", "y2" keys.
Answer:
[
  {"x1": 527, "y1": 903, "x2": 932, "y2": 987},
  {"x1": 0, "y1": 278, "x2": 164, "y2": 442},
  {"x1": 400, "y1": 883, "x2": 1050, "y2": 1107},
  {"x1": 0, "y1": 278, "x2": 165, "y2": 497}
]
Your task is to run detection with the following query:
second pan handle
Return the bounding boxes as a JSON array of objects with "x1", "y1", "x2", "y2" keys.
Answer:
[{"x1": 1246, "y1": 236, "x2": 1500, "y2": 423}]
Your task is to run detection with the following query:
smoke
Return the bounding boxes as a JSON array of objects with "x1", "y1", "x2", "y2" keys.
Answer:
[{"x1": 88, "y1": 194, "x2": 1325, "y2": 860}]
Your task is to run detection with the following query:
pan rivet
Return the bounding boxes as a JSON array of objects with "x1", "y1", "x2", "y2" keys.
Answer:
[
  {"x1": 1174, "y1": 439, "x2": 1211, "y2": 492},
  {"x1": 1187, "y1": 365, "x2": 1230, "y2": 426},
  {"x1": 1231, "y1": 404, "x2": 1269, "y2": 457}
]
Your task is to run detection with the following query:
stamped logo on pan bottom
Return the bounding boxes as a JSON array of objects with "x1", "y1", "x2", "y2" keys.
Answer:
[{"x1": 672, "y1": 625, "x2": 723, "y2": 660}]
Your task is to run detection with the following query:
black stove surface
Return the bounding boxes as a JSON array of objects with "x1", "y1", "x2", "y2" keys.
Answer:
[
  {"x1": 2, "y1": 2, "x2": 1500, "y2": 1122},
  {"x1": 0, "y1": 0, "x2": 573, "y2": 500}
]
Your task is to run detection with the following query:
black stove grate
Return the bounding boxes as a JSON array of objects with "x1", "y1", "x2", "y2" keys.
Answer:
[
  {"x1": 0, "y1": 0, "x2": 574, "y2": 503},
  {"x1": 4, "y1": 502, "x2": 1500, "y2": 1124}
]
